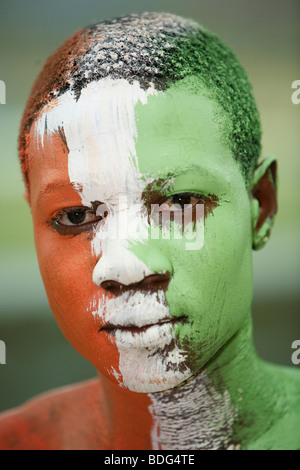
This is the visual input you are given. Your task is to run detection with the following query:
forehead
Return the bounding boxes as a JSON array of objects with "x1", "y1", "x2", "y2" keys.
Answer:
[{"x1": 29, "y1": 76, "x2": 237, "y2": 202}]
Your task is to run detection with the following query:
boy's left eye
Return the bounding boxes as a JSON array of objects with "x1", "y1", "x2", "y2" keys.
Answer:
[{"x1": 157, "y1": 193, "x2": 207, "y2": 211}]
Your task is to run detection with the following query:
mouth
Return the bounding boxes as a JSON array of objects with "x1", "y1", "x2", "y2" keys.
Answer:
[
  {"x1": 98, "y1": 316, "x2": 187, "y2": 336},
  {"x1": 99, "y1": 316, "x2": 188, "y2": 349}
]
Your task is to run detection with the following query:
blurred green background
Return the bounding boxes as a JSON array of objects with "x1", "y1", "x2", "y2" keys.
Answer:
[{"x1": 0, "y1": 0, "x2": 299, "y2": 413}]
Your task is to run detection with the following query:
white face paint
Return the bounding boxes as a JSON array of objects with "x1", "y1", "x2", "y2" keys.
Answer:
[
  {"x1": 36, "y1": 78, "x2": 156, "y2": 276},
  {"x1": 149, "y1": 371, "x2": 238, "y2": 450},
  {"x1": 36, "y1": 78, "x2": 194, "y2": 393},
  {"x1": 91, "y1": 290, "x2": 192, "y2": 392}
]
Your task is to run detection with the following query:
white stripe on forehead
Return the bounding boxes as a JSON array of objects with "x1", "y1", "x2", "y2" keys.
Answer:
[{"x1": 36, "y1": 77, "x2": 158, "y2": 206}]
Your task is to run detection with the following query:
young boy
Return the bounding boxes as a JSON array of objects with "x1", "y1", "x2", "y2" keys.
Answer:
[{"x1": 0, "y1": 12, "x2": 299, "y2": 450}]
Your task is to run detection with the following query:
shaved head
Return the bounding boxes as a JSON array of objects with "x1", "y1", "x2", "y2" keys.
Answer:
[{"x1": 19, "y1": 12, "x2": 261, "y2": 189}]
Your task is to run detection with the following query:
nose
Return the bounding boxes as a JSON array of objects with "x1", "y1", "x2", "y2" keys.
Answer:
[
  {"x1": 93, "y1": 242, "x2": 173, "y2": 294},
  {"x1": 101, "y1": 272, "x2": 171, "y2": 294}
]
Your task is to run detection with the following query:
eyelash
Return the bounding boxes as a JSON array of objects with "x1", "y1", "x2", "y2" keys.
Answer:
[
  {"x1": 150, "y1": 193, "x2": 208, "y2": 228},
  {"x1": 51, "y1": 206, "x2": 104, "y2": 235},
  {"x1": 50, "y1": 193, "x2": 213, "y2": 236},
  {"x1": 156, "y1": 193, "x2": 208, "y2": 209}
]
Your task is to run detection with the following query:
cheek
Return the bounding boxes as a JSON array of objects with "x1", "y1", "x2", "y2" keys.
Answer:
[
  {"x1": 165, "y1": 208, "x2": 253, "y2": 357},
  {"x1": 35, "y1": 228, "x2": 94, "y2": 322},
  {"x1": 34, "y1": 228, "x2": 123, "y2": 380}
]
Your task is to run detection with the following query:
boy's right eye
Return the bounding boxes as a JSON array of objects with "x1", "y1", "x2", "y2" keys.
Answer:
[
  {"x1": 50, "y1": 206, "x2": 108, "y2": 235},
  {"x1": 58, "y1": 208, "x2": 99, "y2": 227}
]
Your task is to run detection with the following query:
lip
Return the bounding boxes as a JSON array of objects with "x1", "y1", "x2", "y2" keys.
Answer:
[
  {"x1": 98, "y1": 316, "x2": 187, "y2": 348},
  {"x1": 98, "y1": 316, "x2": 186, "y2": 335}
]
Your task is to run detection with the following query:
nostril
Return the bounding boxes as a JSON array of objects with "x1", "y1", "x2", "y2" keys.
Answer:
[
  {"x1": 100, "y1": 272, "x2": 172, "y2": 294},
  {"x1": 141, "y1": 273, "x2": 171, "y2": 289},
  {"x1": 100, "y1": 280, "x2": 123, "y2": 292}
]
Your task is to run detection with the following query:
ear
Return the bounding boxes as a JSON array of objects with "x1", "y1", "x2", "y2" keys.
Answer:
[
  {"x1": 250, "y1": 155, "x2": 278, "y2": 250},
  {"x1": 23, "y1": 189, "x2": 31, "y2": 207}
]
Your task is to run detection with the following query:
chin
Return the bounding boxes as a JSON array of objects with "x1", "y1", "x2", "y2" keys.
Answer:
[
  {"x1": 123, "y1": 369, "x2": 194, "y2": 394},
  {"x1": 111, "y1": 340, "x2": 194, "y2": 393}
]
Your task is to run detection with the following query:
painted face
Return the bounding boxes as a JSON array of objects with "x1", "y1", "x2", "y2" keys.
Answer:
[{"x1": 28, "y1": 76, "x2": 253, "y2": 393}]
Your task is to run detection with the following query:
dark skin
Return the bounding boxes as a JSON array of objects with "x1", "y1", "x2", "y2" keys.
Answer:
[
  {"x1": 0, "y1": 157, "x2": 281, "y2": 450},
  {"x1": 252, "y1": 160, "x2": 277, "y2": 242}
]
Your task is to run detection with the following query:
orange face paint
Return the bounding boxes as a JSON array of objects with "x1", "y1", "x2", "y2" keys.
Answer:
[{"x1": 28, "y1": 125, "x2": 123, "y2": 387}]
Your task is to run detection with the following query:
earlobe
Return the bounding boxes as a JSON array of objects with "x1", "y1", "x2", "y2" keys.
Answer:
[
  {"x1": 250, "y1": 155, "x2": 278, "y2": 250},
  {"x1": 23, "y1": 189, "x2": 31, "y2": 207}
]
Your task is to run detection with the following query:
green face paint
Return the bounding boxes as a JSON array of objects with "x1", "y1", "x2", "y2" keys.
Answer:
[
  {"x1": 131, "y1": 79, "x2": 300, "y2": 449},
  {"x1": 129, "y1": 75, "x2": 300, "y2": 449},
  {"x1": 130, "y1": 76, "x2": 253, "y2": 372}
]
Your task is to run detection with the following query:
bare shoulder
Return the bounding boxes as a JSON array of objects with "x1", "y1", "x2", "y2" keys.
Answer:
[
  {"x1": 248, "y1": 365, "x2": 300, "y2": 450},
  {"x1": 0, "y1": 378, "x2": 110, "y2": 450}
]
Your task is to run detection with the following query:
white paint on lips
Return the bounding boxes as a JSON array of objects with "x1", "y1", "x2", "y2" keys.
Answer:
[
  {"x1": 91, "y1": 290, "x2": 171, "y2": 328},
  {"x1": 91, "y1": 289, "x2": 192, "y2": 392},
  {"x1": 112, "y1": 302, "x2": 192, "y2": 392},
  {"x1": 114, "y1": 321, "x2": 176, "y2": 348}
]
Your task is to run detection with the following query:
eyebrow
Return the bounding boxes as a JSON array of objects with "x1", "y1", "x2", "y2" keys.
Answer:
[
  {"x1": 35, "y1": 123, "x2": 69, "y2": 153},
  {"x1": 38, "y1": 165, "x2": 222, "y2": 200},
  {"x1": 57, "y1": 126, "x2": 69, "y2": 152},
  {"x1": 38, "y1": 181, "x2": 82, "y2": 195},
  {"x1": 144, "y1": 165, "x2": 223, "y2": 187}
]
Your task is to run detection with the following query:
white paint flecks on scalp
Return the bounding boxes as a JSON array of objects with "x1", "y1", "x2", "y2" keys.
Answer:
[{"x1": 64, "y1": 12, "x2": 201, "y2": 93}]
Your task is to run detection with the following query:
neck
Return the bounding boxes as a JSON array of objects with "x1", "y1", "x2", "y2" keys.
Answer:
[
  {"x1": 100, "y1": 313, "x2": 284, "y2": 450},
  {"x1": 148, "y1": 370, "x2": 237, "y2": 450}
]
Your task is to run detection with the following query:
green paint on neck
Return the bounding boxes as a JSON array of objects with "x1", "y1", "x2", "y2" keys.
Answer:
[{"x1": 127, "y1": 77, "x2": 300, "y2": 449}]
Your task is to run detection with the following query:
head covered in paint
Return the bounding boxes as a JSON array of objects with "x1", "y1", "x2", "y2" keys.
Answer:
[{"x1": 19, "y1": 12, "x2": 277, "y2": 393}]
